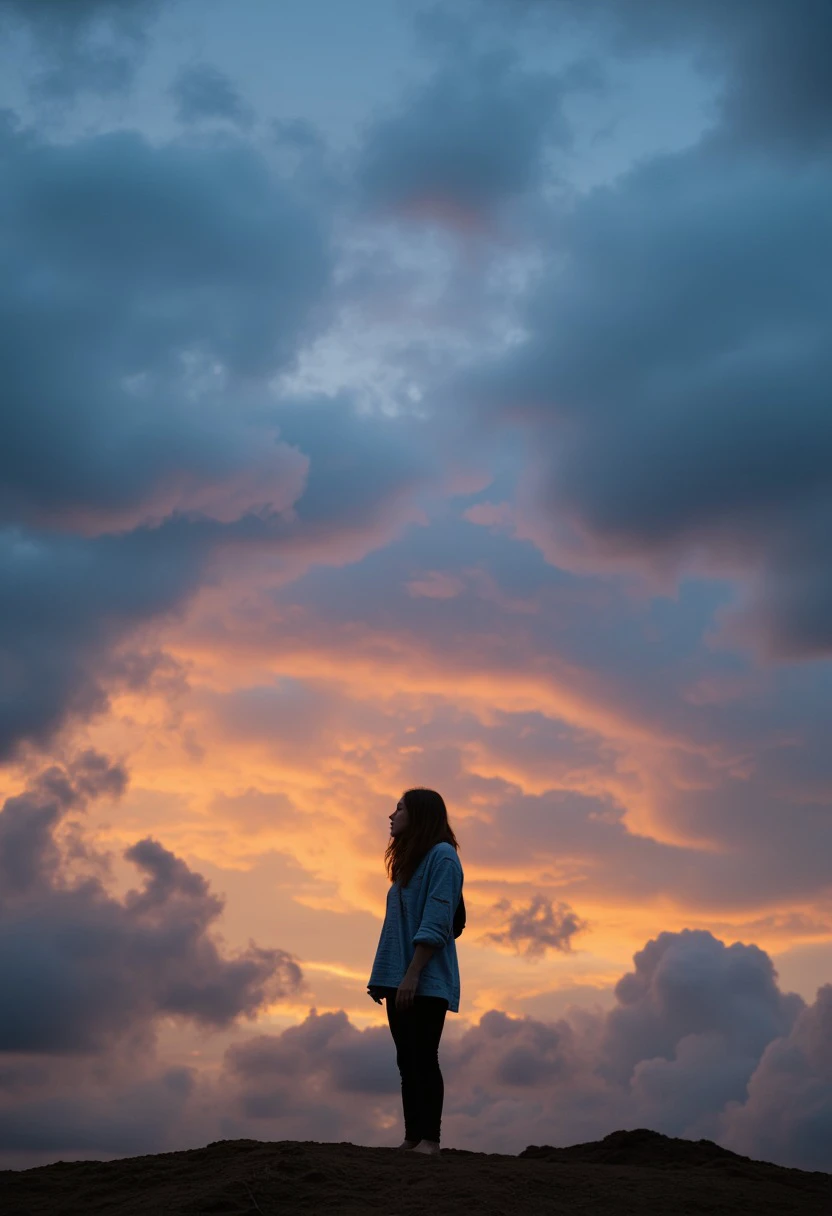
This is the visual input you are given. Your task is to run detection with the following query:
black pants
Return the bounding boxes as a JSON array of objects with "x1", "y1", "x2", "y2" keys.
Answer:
[{"x1": 381, "y1": 990, "x2": 449, "y2": 1143}]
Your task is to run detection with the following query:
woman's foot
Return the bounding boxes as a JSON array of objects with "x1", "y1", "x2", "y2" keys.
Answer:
[
  {"x1": 397, "y1": 1139, "x2": 419, "y2": 1149},
  {"x1": 412, "y1": 1140, "x2": 441, "y2": 1155}
]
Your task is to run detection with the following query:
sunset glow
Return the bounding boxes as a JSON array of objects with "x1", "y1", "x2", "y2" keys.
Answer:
[{"x1": 2, "y1": 0, "x2": 832, "y2": 1174}]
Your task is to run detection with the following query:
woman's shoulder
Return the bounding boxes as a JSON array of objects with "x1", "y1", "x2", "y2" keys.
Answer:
[{"x1": 427, "y1": 841, "x2": 462, "y2": 867}]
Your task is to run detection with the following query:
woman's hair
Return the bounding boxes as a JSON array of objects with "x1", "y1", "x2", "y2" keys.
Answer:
[{"x1": 385, "y1": 787, "x2": 459, "y2": 888}]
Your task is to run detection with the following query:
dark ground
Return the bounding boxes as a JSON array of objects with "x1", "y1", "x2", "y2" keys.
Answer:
[{"x1": 2, "y1": 1128, "x2": 830, "y2": 1215}]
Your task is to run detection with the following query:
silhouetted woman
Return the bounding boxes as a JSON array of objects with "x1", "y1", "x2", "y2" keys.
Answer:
[{"x1": 368, "y1": 788, "x2": 464, "y2": 1156}]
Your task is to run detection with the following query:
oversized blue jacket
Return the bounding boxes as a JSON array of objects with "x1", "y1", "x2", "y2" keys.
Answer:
[{"x1": 367, "y1": 842, "x2": 463, "y2": 1012}]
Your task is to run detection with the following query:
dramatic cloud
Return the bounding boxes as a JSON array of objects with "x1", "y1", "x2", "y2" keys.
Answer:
[
  {"x1": 217, "y1": 929, "x2": 829, "y2": 1169},
  {"x1": 1, "y1": 0, "x2": 830, "y2": 1178},
  {"x1": 0, "y1": 116, "x2": 328, "y2": 524},
  {"x1": 0, "y1": 753, "x2": 302, "y2": 1053},
  {"x1": 171, "y1": 507, "x2": 832, "y2": 922},
  {"x1": 225, "y1": 1010, "x2": 397, "y2": 1118},
  {"x1": 0, "y1": 524, "x2": 205, "y2": 761},
  {"x1": 357, "y1": 47, "x2": 576, "y2": 222},
  {"x1": 0, "y1": 111, "x2": 330, "y2": 757},
  {"x1": 487, "y1": 894, "x2": 588, "y2": 957},
  {"x1": 598, "y1": 931, "x2": 800, "y2": 1090},
  {"x1": 0, "y1": 104, "x2": 472, "y2": 760},
  {"x1": 169, "y1": 63, "x2": 255, "y2": 129},
  {"x1": 527, "y1": 0, "x2": 832, "y2": 152},
  {"x1": 470, "y1": 150, "x2": 832, "y2": 653},
  {"x1": 456, "y1": 2, "x2": 832, "y2": 657},
  {"x1": 0, "y1": 0, "x2": 165, "y2": 98},
  {"x1": 722, "y1": 983, "x2": 832, "y2": 1172}
]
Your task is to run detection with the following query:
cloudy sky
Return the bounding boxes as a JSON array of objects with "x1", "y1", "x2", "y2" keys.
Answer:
[{"x1": 1, "y1": 0, "x2": 832, "y2": 1172}]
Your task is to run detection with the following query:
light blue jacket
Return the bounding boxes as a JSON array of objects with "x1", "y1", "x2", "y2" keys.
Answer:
[{"x1": 367, "y1": 842, "x2": 463, "y2": 1012}]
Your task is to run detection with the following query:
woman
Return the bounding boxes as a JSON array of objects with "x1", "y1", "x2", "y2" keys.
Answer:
[{"x1": 367, "y1": 787, "x2": 464, "y2": 1156}]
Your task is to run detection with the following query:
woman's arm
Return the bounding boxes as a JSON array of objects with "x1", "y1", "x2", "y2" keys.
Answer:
[
  {"x1": 406, "y1": 943, "x2": 437, "y2": 978},
  {"x1": 396, "y1": 944, "x2": 437, "y2": 1011},
  {"x1": 395, "y1": 858, "x2": 461, "y2": 1011},
  {"x1": 412, "y1": 858, "x2": 462, "y2": 949}
]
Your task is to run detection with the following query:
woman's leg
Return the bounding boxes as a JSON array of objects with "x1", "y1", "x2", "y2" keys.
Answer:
[
  {"x1": 385, "y1": 995, "x2": 420, "y2": 1145},
  {"x1": 377, "y1": 989, "x2": 416, "y2": 1146},
  {"x1": 409, "y1": 996, "x2": 448, "y2": 1145},
  {"x1": 386, "y1": 995, "x2": 448, "y2": 1146}
]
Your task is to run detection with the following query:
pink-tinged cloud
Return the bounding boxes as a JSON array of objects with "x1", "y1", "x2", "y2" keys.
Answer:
[
  {"x1": 0, "y1": 753, "x2": 302, "y2": 1054},
  {"x1": 214, "y1": 929, "x2": 823, "y2": 1169}
]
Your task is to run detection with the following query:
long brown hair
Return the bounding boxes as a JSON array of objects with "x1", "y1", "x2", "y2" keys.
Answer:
[{"x1": 385, "y1": 787, "x2": 459, "y2": 888}]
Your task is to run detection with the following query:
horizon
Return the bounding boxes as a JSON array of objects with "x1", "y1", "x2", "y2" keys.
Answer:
[{"x1": 1, "y1": 0, "x2": 831, "y2": 1175}]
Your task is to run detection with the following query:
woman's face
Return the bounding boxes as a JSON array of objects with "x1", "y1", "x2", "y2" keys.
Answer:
[{"x1": 389, "y1": 797, "x2": 409, "y2": 838}]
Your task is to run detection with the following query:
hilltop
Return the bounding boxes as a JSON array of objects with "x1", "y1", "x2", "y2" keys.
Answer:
[{"x1": 2, "y1": 1128, "x2": 830, "y2": 1214}]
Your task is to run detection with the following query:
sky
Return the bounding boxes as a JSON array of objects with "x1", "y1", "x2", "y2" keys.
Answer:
[{"x1": 1, "y1": 0, "x2": 832, "y2": 1172}]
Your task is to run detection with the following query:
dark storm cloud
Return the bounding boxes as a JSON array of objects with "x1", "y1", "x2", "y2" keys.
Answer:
[
  {"x1": 0, "y1": 108, "x2": 464, "y2": 760},
  {"x1": 487, "y1": 894, "x2": 588, "y2": 958},
  {"x1": 0, "y1": 0, "x2": 164, "y2": 98},
  {"x1": 477, "y1": 150, "x2": 832, "y2": 531},
  {"x1": 0, "y1": 116, "x2": 328, "y2": 523},
  {"x1": 357, "y1": 47, "x2": 579, "y2": 219},
  {"x1": 0, "y1": 754, "x2": 303, "y2": 1053},
  {"x1": 457, "y1": 1, "x2": 832, "y2": 656},
  {"x1": 169, "y1": 63, "x2": 255, "y2": 129},
  {"x1": 0, "y1": 111, "x2": 336, "y2": 757},
  {"x1": 496, "y1": 0, "x2": 832, "y2": 153}
]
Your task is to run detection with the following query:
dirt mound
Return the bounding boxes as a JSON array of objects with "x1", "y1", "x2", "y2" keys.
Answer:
[
  {"x1": 521, "y1": 1126, "x2": 746, "y2": 1167},
  {"x1": 2, "y1": 1132, "x2": 830, "y2": 1215}
]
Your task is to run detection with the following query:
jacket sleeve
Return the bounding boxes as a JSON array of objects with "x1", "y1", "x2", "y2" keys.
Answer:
[{"x1": 413, "y1": 857, "x2": 463, "y2": 949}]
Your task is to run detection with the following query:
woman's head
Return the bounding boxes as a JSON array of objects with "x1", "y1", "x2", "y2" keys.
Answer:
[{"x1": 385, "y1": 787, "x2": 459, "y2": 887}]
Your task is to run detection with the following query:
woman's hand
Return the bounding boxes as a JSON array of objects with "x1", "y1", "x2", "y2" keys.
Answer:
[
  {"x1": 368, "y1": 988, "x2": 383, "y2": 1004},
  {"x1": 395, "y1": 972, "x2": 419, "y2": 1013}
]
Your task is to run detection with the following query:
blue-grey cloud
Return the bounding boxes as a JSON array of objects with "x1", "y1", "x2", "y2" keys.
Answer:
[
  {"x1": 272, "y1": 395, "x2": 432, "y2": 536},
  {"x1": 493, "y1": 0, "x2": 832, "y2": 153},
  {"x1": 0, "y1": 116, "x2": 329, "y2": 525},
  {"x1": 357, "y1": 47, "x2": 580, "y2": 219},
  {"x1": 169, "y1": 62, "x2": 254, "y2": 129},
  {"x1": 0, "y1": 0, "x2": 164, "y2": 98},
  {"x1": 456, "y1": 20, "x2": 832, "y2": 656},
  {"x1": 0, "y1": 104, "x2": 476, "y2": 760},
  {"x1": 0, "y1": 111, "x2": 337, "y2": 757}
]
